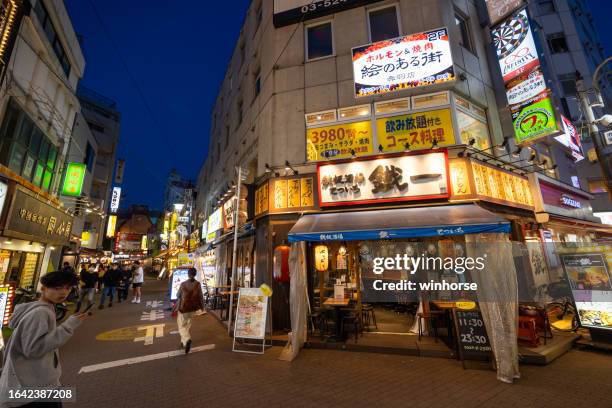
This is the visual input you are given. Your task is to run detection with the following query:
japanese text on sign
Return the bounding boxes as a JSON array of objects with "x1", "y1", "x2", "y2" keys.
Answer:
[
  {"x1": 376, "y1": 108, "x2": 455, "y2": 152},
  {"x1": 307, "y1": 121, "x2": 373, "y2": 161}
]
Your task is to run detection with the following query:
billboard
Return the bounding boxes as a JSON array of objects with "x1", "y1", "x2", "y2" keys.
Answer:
[
  {"x1": 511, "y1": 91, "x2": 558, "y2": 144},
  {"x1": 61, "y1": 163, "x2": 86, "y2": 197},
  {"x1": 306, "y1": 121, "x2": 373, "y2": 161},
  {"x1": 318, "y1": 151, "x2": 449, "y2": 207},
  {"x1": 492, "y1": 9, "x2": 539, "y2": 83},
  {"x1": 207, "y1": 207, "x2": 223, "y2": 234},
  {"x1": 106, "y1": 215, "x2": 117, "y2": 238},
  {"x1": 352, "y1": 28, "x2": 454, "y2": 98},
  {"x1": 110, "y1": 187, "x2": 121, "y2": 213},
  {"x1": 506, "y1": 69, "x2": 546, "y2": 106},
  {"x1": 555, "y1": 115, "x2": 584, "y2": 162}
]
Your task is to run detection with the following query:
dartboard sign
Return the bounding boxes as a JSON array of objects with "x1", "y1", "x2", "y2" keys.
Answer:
[{"x1": 492, "y1": 9, "x2": 540, "y2": 83}]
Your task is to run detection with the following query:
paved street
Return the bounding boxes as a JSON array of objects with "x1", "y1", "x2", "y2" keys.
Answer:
[{"x1": 56, "y1": 278, "x2": 612, "y2": 408}]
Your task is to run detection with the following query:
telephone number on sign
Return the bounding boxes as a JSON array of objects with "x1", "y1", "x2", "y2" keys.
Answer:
[
  {"x1": 8, "y1": 388, "x2": 75, "y2": 401},
  {"x1": 301, "y1": 0, "x2": 349, "y2": 13}
]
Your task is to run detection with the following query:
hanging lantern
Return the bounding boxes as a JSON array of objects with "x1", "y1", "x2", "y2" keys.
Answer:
[
  {"x1": 337, "y1": 245, "x2": 347, "y2": 270},
  {"x1": 314, "y1": 245, "x2": 329, "y2": 272},
  {"x1": 273, "y1": 244, "x2": 290, "y2": 282}
]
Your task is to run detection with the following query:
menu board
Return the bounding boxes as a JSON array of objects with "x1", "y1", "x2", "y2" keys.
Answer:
[
  {"x1": 560, "y1": 254, "x2": 612, "y2": 330},
  {"x1": 453, "y1": 309, "x2": 492, "y2": 363},
  {"x1": 19, "y1": 253, "x2": 39, "y2": 288},
  {"x1": 234, "y1": 287, "x2": 268, "y2": 340}
]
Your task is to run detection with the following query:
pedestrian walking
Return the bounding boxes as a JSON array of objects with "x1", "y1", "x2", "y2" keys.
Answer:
[
  {"x1": 117, "y1": 265, "x2": 132, "y2": 303},
  {"x1": 75, "y1": 264, "x2": 97, "y2": 313},
  {"x1": 173, "y1": 267, "x2": 205, "y2": 354},
  {"x1": 0, "y1": 271, "x2": 87, "y2": 407},
  {"x1": 99, "y1": 263, "x2": 121, "y2": 309},
  {"x1": 131, "y1": 261, "x2": 144, "y2": 304}
]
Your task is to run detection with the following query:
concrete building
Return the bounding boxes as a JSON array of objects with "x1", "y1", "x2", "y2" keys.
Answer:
[
  {"x1": 165, "y1": 169, "x2": 192, "y2": 212},
  {"x1": 527, "y1": 0, "x2": 612, "y2": 222},
  {"x1": 0, "y1": 0, "x2": 85, "y2": 287},
  {"x1": 77, "y1": 85, "x2": 121, "y2": 250}
]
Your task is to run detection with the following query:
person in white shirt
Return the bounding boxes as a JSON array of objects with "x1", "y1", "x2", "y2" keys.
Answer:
[{"x1": 131, "y1": 261, "x2": 144, "y2": 304}]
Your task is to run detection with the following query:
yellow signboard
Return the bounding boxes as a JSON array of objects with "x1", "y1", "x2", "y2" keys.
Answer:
[
  {"x1": 449, "y1": 159, "x2": 472, "y2": 196},
  {"x1": 106, "y1": 215, "x2": 117, "y2": 238},
  {"x1": 274, "y1": 180, "x2": 288, "y2": 209},
  {"x1": 306, "y1": 121, "x2": 373, "y2": 161},
  {"x1": 287, "y1": 179, "x2": 300, "y2": 208},
  {"x1": 300, "y1": 178, "x2": 314, "y2": 207},
  {"x1": 472, "y1": 162, "x2": 534, "y2": 208},
  {"x1": 254, "y1": 183, "x2": 269, "y2": 216},
  {"x1": 376, "y1": 108, "x2": 455, "y2": 152}
]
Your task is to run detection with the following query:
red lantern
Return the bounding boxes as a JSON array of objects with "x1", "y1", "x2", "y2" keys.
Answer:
[{"x1": 273, "y1": 245, "x2": 290, "y2": 282}]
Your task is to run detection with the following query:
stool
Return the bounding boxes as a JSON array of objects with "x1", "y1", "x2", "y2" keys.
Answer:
[
  {"x1": 518, "y1": 316, "x2": 539, "y2": 347},
  {"x1": 340, "y1": 311, "x2": 362, "y2": 343},
  {"x1": 361, "y1": 304, "x2": 378, "y2": 331},
  {"x1": 417, "y1": 311, "x2": 445, "y2": 342}
]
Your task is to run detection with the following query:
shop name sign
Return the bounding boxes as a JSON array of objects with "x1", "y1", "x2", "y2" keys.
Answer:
[
  {"x1": 110, "y1": 187, "x2": 121, "y2": 213},
  {"x1": 352, "y1": 28, "x2": 455, "y2": 98},
  {"x1": 318, "y1": 151, "x2": 449, "y2": 207},
  {"x1": 560, "y1": 194, "x2": 581, "y2": 209},
  {"x1": 4, "y1": 187, "x2": 73, "y2": 244},
  {"x1": 511, "y1": 91, "x2": 558, "y2": 144},
  {"x1": 273, "y1": 0, "x2": 383, "y2": 27},
  {"x1": 506, "y1": 69, "x2": 546, "y2": 106},
  {"x1": 61, "y1": 163, "x2": 86, "y2": 197}
]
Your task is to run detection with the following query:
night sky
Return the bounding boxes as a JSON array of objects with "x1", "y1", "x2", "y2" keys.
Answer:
[{"x1": 65, "y1": 0, "x2": 611, "y2": 210}]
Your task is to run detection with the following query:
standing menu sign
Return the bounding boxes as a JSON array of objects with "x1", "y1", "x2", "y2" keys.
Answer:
[
  {"x1": 233, "y1": 287, "x2": 269, "y2": 354},
  {"x1": 452, "y1": 308, "x2": 493, "y2": 368}
]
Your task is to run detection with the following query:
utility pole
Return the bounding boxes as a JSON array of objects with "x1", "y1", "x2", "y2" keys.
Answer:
[
  {"x1": 576, "y1": 69, "x2": 612, "y2": 202},
  {"x1": 227, "y1": 166, "x2": 245, "y2": 335}
]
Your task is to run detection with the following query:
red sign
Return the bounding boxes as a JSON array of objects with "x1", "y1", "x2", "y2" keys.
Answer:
[{"x1": 540, "y1": 181, "x2": 591, "y2": 217}]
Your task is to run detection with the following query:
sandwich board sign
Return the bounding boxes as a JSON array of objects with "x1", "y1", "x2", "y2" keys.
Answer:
[{"x1": 232, "y1": 287, "x2": 270, "y2": 354}]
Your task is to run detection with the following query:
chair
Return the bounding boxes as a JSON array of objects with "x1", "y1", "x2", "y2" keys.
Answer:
[
  {"x1": 417, "y1": 311, "x2": 445, "y2": 342},
  {"x1": 340, "y1": 308, "x2": 362, "y2": 343},
  {"x1": 361, "y1": 303, "x2": 378, "y2": 331},
  {"x1": 518, "y1": 316, "x2": 539, "y2": 347}
]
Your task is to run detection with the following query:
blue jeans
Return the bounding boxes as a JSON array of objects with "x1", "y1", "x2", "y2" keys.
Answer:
[{"x1": 100, "y1": 286, "x2": 116, "y2": 305}]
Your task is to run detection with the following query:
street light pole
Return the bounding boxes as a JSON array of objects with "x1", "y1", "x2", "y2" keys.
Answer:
[{"x1": 227, "y1": 166, "x2": 242, "y2": 335}]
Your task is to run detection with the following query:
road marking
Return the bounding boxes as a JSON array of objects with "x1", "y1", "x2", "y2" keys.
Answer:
[
  {"x1": 140, "y1": 310, "x2": 165, "y2": 321},
  {"x1": 78, "y1": 344, "x2": 216, "y2": 374},
  {"x1": 133, "y1": 324, "x2": 165, "y2": 345},
  {"x1": 146, "y1": 300, "x2": 164, "y2": 308}
]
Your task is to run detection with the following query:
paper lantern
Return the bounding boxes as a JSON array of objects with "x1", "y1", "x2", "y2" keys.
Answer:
[
  {"x1": 314, "y1": 245, "x2": 329, "y2": 272},
  {"x1": 273, "y1": 245, "x2": 290, "y2": 282}
]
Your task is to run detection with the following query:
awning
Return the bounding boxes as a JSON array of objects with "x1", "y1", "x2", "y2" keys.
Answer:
[{"x1": 288, "y1": 204, "x2": 510, "y2": 242}]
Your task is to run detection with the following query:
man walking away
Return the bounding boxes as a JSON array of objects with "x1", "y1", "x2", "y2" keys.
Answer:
[
  {"x1": 75, "y1": 264, "x2": 97, "y2": 313},
  {"x1": 173, "y1": 268, "x2": 204, "y2": 354},
  {"x1": 99, "y1": 263, "x2": 121, "y2": 309},
  {"x1": 0, "y1": 271, "x2": 87, "y2": 407},
  {"x1": 131, "y1": 261, "x2": 144, "y2": 304},
  {"x1": 117, "y1": 265, "x2": 132, "y2": 303}
]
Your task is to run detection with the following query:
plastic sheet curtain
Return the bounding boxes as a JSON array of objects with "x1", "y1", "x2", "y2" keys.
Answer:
[
  {"x1": 216, "y1": 244, "x2": 227, "y2": 286},
  {"x1": 279, "y1": 241, "x2": 308, "y2": 362},
  {"x1": 465, "y1": 233, "x2": 520, "y2": 383}
]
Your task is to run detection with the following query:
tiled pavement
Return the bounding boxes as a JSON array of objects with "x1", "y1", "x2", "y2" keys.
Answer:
[{"x1": 58, "y1": 278, "x2": 612, "y2": 408}]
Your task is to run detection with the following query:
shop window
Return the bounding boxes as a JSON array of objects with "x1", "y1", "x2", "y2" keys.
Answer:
[
  {"x1": 368, "y1": 5, "x2": 400, "y2": 42},
  {"x1": 547, "y1": 33, "x2": 569, "y2": 54},
  {"x1": 84, "y1": 142, "x2": 96, "y2": 172},
  {"x1": 306, "y1": 22, "x2": 333, "y2": 61},
  {"x1": 456, "y1": 109, "x2": 490, "y2": 150},
  {"x1": 338, "y1": 104, "x2": 370, "y2": 120},
  {"x1": 538, "y1": 0, "x2": 556, "y2": 14},
  {"x1": 558, "y1": 75, "x2": 577, "y2": 95},
  {"x1": 375, "y1": 98, "x2": 410, "y2": 115},
  {"x1": 305, "y1": 109, "x2": 336, "y2": 126},
  {"x1": 454, "y1": 10, "x2": 473, "y2": 53},
  {"x1": 412, "y1": 91, "x2": 449, "y2": 109},
  {"x1": 588, "y1": 179, "x2": 608, "y2": 193}
]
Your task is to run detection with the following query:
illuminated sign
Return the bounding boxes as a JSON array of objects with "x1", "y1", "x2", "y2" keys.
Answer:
[
  {"x1": 506, "y1": 69, "x2": 546, "y2": 106},
  {"x1": 254, "y1": 183, "x2": 269, "y2": 216},
  {"x1": 61, "y1": 163, "x2": 86, "y2": 197},
  {"x1": 141, "y1": 235, "x2": 148, "y2": 250},
  {"x1": 511, "y1": 91, "x2": 558, "y2": 144},
  {"x1": 376, "y1": 108, "x2": 455, "y2": 152},
  {"x1": 307, "y1": 121, "x2": 373, "y2": 161},
  {"x1": 555, "y1": 115, "x2": 584, "y2": 162},
  {"x1": 485, "y1": 0, "x2": 525, "y2": 26},
  {"x1": 352, "y1": 28, "x2": 455, "y2": 98},
  {"x1": 207, "y1": 207, "x2": 223, "y2": 234},
  {"x1": 0, "y1": 180, "x2": 7, "y2": 218},
  {"x1": 273, "y1": 0, "x2": 384, "y2": 27},
  {"x1": 492, "y1": 9, "x2": 539, "y2": 83},
  {"x1": 105, "y1": 215, "x2": 117, "y2": 238},
  {"x1": 470, "y1": 162, "x2": 534, "y2": 209},
  {"x1": 0, "y1": 284, "x2": 15, "y2": 327},
  {"x1": 0, "y1": 0, "x2": 20, "y2": 65},
  {"x1": 318, "y1": 151, "x2": 449, "y2": 207},
  {"x1": 560, "y1": 194, "x2": 581, "y2": 209},
  {"x1": 110, "y1": 187, "x2": 121, "y2": 213}
]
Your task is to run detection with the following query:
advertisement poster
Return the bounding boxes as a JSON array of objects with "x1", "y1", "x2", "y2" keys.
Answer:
[
  {"x1": 110, "y1": 187, "x2": 122, "y2": 213},
  {"x1": 492, "y1": 9, "x2": 539, "y2": 83},
  {"x1": 352, "y1": 28, "x2": 454, "y2": 98},
  {"x1": 306, "y1": 120, "x2": 373, "y2": 161},
  {"x1": 61, "y1": 163, "x2": 86, "y2": 197},
  {"x1": 511, "y1": 91, "x2": 558, "y2": 144},
  {"x1": 485, "y1": 0, "x2": 525, "y2": 26},
  {"x1": 376, "y1": 108, "x2": 455, "y2": 152},
  {"x1": 555, "y1": 115, "x2": 584, "y2": 162},
  {"x1": 234, "y1": 287, "x2": 268, "y2": 339},
  {"x1": 170, "y1": 268, "x2": 190, "y2": 300},
  {"x1": 560, "y1": 254, "x2": 612, "y2": 330},
  {"x1": 506, "y1": 69, "x2": 546, "y2": 106},
  {"x1": 318, "y1": 152, "x2": 449, "y2": 206}
]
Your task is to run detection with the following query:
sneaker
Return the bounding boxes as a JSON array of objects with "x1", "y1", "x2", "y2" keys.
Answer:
[
  {"x1": 136, "y1": 298, "x2": 141, "y2": 304},
  {"x1": 98, "y1": 305, "x2": 104, "y2": 310},
  {"x1": 131, "y1": 298, "x2": 137, "y2": 303},
  {"x1": 185, "y1": 339, "x2": 192, "y2": 354}
]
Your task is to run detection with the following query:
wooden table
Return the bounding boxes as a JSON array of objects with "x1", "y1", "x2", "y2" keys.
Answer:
[{"x1": 324, "y1": 298, "x2": 351, "y2": 341}]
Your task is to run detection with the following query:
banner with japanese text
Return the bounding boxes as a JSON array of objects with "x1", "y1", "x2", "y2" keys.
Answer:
[
  {"x1": 376, "y1": 108, "x2": 455, "y2": 152},
  {"x1": 352, "y1": 28, "x2": 454, "y2": 98},
  {"x1": 306, "y1": 120, "x2": 373, "y2": 161},
  {"x1": 511, "y1": 91, "x2": 558, "y2": 144}
]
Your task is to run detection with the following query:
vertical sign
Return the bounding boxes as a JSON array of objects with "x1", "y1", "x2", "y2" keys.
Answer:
[
  {"x1": 110, "y1": 187, "x2": 121, "y2": 213},
  {"x1": 61, "y1": 163, "x2": 86, "y2": 197},
  {"x1": 106, "y1": 215, "x2": 117, "y2": 238},
  {"x1": 114, "y1": 159, "x2": 125, "y2": 184},
  {"x1": 0, "y1": 180, "x2": 7, "y2": 218}
]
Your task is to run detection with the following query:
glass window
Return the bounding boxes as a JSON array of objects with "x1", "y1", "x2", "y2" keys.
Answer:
[
  {"x1": 375, "y1": 98, "x2": 410, "y2": 114},
  {"x1": 338, "y1": 104, "x2": 370, "y2": 120},
  {"x1": 42, "y1": 170, "x2": 52, "y2": 191},
  {"x1": 23, "y1": 155, "x2": 35, "y2": 180},
  {"x1": 47, "y1": 145, "x2": 57, "y2": 170},
  {"x1": 588, "y1": 179, "x2": 608, "y2": 193},
  {"x1": 368, "y1": 6, "x2": 399, "y2": 42},
  {"x1": 8, "y1": 144, "x2": 25, "y2": 173},
  {"x1": 455, "y1": 11, "x2": 473, "y2": 53},
  {"x1": 412, "y1": 92, "x2": 449, "y2": 109},
  {"x1": 306, "y1": 22, "x2": 333, "y2": 60},
  {"x1": 456, "y1": 109, "x2": 490, "y2": 150},
  {"x1": 558, "y1": 76, "x2": 577, "y2": 95},
  {"x1": 84, "y1": 142, "x2": 95, "y2": 172},
  {"x1": 38, "y1": 138, "x2": 50, "y2": 162},
  {"x1": 305, "y1": 110, "x2": 336, "y2": 126},
  {"x1": 547, "y1": 33, "x2": 569, "y2": 53},
  {"x1": 29, "y1": 129, "x2": 42, "y2": 156},
  {"x1": 33, "y1": 164, "x2": 44, "y2": 186},
  {"x1": 538, "y1": 0, "x2": 556, "y2": 14}
]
